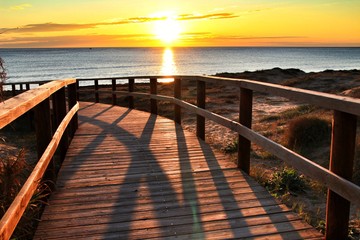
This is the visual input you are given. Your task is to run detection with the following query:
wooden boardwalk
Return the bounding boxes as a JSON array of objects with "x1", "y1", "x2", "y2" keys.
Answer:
[{"x1": 34, "y1": 102, "x2": 322, "y2": 239}]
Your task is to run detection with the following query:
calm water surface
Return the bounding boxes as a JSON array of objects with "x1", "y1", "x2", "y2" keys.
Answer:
[{"x1": 0, "y1": 47, "x2": 359, "y2": 83}]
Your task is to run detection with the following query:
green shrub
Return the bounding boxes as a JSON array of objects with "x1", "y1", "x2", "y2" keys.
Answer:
[
  {"x1": 286, "y1": 117, "x2": 331, "y2": 151},
  {"x1": 266, "y1": 167, "x2": 307, "y2": 196}
]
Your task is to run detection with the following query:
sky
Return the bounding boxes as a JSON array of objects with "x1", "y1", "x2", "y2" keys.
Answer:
[{"x1": 0, "y1": 0, "x2": 359, "y2": 48}]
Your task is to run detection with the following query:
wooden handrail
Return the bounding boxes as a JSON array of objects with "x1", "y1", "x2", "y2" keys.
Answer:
[
  {"x1": 75, "y1": 75, "x2": 359, "y2": 239},
  {"x1": 0, "y1": 79, "x2": 76, "y2": 129},
  {"x1": 76, "y1": 75, "x2": 360, "y2": 115},
  {"x1": 0, "y1": 79, "x2": 78, "y2": 239},
  {"x1": 0, "y1": 103, "x2": 79, "y2": 240}
]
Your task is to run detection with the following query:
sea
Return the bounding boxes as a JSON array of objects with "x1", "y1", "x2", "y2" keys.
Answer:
[{"x1": 0, "y1": 47, "x2": 359, "y2": 84}]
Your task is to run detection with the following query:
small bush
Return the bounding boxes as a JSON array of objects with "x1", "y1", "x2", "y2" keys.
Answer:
[
  {"x1": 286, "y1": 117, "x2": 331, "y2": 151},
  {"x1": 0, "y1": 149, "x2": 29, "y2": 209},
  {"x1": 266, "y1": 167, "x2": 307, "y2": 196},
  {"x1": 223, "y1": 139, "x2": 238, "y2": 153}
]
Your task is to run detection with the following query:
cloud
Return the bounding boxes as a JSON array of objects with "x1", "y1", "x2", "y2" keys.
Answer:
[
  {"x1": 0, "y1": 34, "x2": 153, "y2": 47},
  {"x1": 0, "y1": 12, "x2": 238, "y2": 34},
  {"x1": 177, "y1": 13, "x2": 238, "y2": 21},
  {"x1": 10, "y1": 3, "x2": 32, "y2": 11},
  {"x1": 19, "y1": 23, "x2": 98, "y2": 32},
  {"x1": 217, "y1": 36, "x2": 307, "y2": 40}
]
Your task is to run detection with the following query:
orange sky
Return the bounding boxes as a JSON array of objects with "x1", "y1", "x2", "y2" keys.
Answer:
[{"x1": 1, "y1": 0, "x2": 359, "y2": 48}]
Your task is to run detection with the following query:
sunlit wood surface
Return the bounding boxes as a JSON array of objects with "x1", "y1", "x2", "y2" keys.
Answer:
[{"x1": 34, "y1": 102, "x2": 322, "y2": 239}]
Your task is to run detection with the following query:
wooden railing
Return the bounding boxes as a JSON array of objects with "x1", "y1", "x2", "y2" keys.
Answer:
[
  {"x1": 0, "y1": 79, "x2": 79, "y2": 240},
  {"x1": 77, "y1": 75, "x2": 360, "y2": 240}
]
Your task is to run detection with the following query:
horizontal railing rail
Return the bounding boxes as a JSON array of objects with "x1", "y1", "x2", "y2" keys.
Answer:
[
  {"x1": 76, "y1": 75, "x2": 360, "y2": 240},
  {"x1": 0, "y1": 79, "x2": 78, "y2": 240}
]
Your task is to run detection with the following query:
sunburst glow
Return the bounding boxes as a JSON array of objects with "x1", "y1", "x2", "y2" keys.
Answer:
[{"x1": 154, "y1": 14, "x2": 182, "y2": 44}]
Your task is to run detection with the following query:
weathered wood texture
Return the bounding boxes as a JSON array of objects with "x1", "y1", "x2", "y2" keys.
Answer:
[
  {"x1": 0, "y1": 102, "x2": 79, "y2": 240},
  {"x1": 34, "y1": 102, "x2": 322, "y2": 240}
]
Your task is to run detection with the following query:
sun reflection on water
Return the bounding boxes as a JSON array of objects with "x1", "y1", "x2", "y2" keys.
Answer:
[{"x1": 159, "y1": 48, "x2": 177, "y2": 83}]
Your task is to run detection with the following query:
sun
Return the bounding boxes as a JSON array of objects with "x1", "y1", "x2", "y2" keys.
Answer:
[{"x1": 154, "y1": 14, "x2": 182, "y2": 44}]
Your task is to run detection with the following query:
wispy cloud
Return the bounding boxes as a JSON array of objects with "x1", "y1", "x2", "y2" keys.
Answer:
[
  {"x1": 10, "y1": 3, "x2": 32, "y2": 11},
  {"x1": 216, "y1": 36, "x2": 307, "y2": 40},
  {"x1": 177, "y1": 13, "x2": 238, "y2": 20},
  {"x1": 0, "y1": 34, "x2": 153, "y2": 47},
  {"x1": 0, "y1": 12, "x2": 238, "y2": 34}
]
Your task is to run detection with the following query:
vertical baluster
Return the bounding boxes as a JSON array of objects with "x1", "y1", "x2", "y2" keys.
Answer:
[
  {"x1": 196, "y1": 80, "x2": 205, "y2": 140},
  {"x1": 34, "y1": 98, "x2": 55, "y2": 186},
  {"x1": 12, "y1": 84, "x2": 16, "y2": 96},
  {"x1": 325, "y1": 111, "x2": 357, "y2": 240},
  {"x1": 238, "y1": 88, "x2": 253, "y2": 174},
  {"x1": 112, "y1": 78, "x2": 117, "y2": 105},
  {"x1": 53, "y1": 87, "x2": 68, "y2": 162},
  {"x1": 174, "y1": 78, "x2": 181, "y2": 124},
  {"x1": 95, "y1": 79, "x2": 99, "y2": 103},
  {"x1": 68, "y1": 82, "x2": 78, "y2": 138},
  {"x1": 76, "y1": 80, "x2": 80, "y2": 100},
  {"x1": 150, "y1": 78, "x2": 157, "y2": 114},
  {"x1": 128, "y1": 78, "x2": 134, "y2": 109}
]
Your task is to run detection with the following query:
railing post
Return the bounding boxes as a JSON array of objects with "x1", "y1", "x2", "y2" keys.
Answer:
[
  {"x1": 238, "y1": 88, "x2": 253, "y2": 174},
  {"x1": 150, "y1": 78, "x2": 157, "y2": 114},
  {"x1": 11, "y1": 84, "x2": 16, "y2": 96},
  {"x1": 20, "y1": 84, "x2": 23, "y2": 91},
  {"x1": 26, "y1": 83, "x2": 30, "y2": 90},
  {"x1": 76, "y1": 80, "x2": 80, "y2": 100},
  {"x1": 94, "y1": 79, "x2": 99, "y2": 103},
  {"x1": 53, "y1": 87, "x2": 68, "y2": 162},
  {"x1": 196, "y1": 80, "x2": 206, "y2": 140},
  {"x1": 68, "y1": 82, "x2": 78, "y2": 138},
  {"x1": 112, "y1": 78, "x2": 117, "y2": 105},
  {"x1": 325, "y1": 110, "x2": 357, "y2": 240},
  {"x1": 34, "y1": 98, "x2": 55, "y2": 184},
  {"x1": 128, "y1": 78, "x2": 134, "y2": 109},
  {"x1": 174, "y1": 78, "x2": 181, "y2": 124}
]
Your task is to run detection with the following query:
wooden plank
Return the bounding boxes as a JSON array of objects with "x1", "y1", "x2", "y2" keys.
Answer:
[{"x1": 34, "y1": 102, "x2": 320, "y2": 240}]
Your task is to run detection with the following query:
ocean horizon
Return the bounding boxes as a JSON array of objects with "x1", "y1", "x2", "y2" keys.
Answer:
[{"x1": 1, "y1": 47, "x2": 359, "y2": 84}]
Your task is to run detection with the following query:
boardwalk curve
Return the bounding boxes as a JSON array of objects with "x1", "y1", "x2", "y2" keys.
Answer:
[{"x1": 34, "y1": 102, "x2": 322, "y2": 239}]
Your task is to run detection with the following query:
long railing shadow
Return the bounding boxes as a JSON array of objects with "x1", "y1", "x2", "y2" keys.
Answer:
[
  {"x1": 48, "y1": 102, "x2": 310, "y2": 238},
  {"x1": 198, "y1": 140, "x2": 303, "y2": 238},
  {"x1": 175, "y1": 124, "x2": 204, "y2": 238},
  {"x1": 61, "y1": 103, "x2": 188, "y2": 238}
]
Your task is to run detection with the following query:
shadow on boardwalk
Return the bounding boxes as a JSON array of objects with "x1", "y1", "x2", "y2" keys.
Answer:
[{"x1": 34, "y1": 102, "x2": 322, "y2": 239}]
